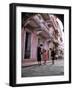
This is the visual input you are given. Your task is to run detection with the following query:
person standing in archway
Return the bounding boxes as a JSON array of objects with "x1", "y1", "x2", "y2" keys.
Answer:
[{"x1": 51, "y1": 48, "x2": 55, "y2": 64}]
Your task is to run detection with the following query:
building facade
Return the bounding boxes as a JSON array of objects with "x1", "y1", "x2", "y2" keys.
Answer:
[{"x1": 21, "y1": 13, "x2": 64, "y2": 66}]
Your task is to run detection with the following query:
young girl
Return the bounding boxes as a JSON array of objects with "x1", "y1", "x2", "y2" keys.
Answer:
[{"x1": 43, "y1": 50, "x2": 48, "y2": 64}]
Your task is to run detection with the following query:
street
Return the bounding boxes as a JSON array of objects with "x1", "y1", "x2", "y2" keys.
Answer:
[{"x1": 22, "y1": 59, "x2": 64, "y2": 77}]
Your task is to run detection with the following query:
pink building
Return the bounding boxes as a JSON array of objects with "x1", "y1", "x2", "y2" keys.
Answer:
[{"x1": 21, "y1": 13, "x2": 64, "y2": 66}]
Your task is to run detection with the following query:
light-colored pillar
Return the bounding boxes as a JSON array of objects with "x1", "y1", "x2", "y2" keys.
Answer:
[
  {"x1": 31, "y1": 32, "x2": 38, "y2": 61},
  {"x1": 21, "y1": 28, "x2": 26, "y2": 61}
]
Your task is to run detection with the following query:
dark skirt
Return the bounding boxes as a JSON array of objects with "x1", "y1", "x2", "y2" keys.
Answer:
[
  {"x1": 37, "y1": 54, "x2": 41, "y2": 61},
  {"x1": 52, "y1": 57, "x2": 55, "y2": 60}
]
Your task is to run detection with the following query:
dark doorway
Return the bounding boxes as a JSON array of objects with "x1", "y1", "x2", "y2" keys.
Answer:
[{"x1": 24, "y1": 32, "x2": 31, "y2": 59}]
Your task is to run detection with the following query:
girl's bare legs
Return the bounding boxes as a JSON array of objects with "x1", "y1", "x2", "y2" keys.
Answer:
[{"x1": 44, "y1": 60, "x2": 46, "y2": 64}]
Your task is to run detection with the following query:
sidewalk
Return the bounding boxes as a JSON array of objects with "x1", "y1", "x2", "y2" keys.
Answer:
[
  {"x1": 22, "y1": 60, "x2": 52, "y2": 67},
  {"x1": 22, "y1": 59, "x2": 64, "y2": 77},
  {"x1": 22, "y1": 59, "x2": 62, "y2": 67}
]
